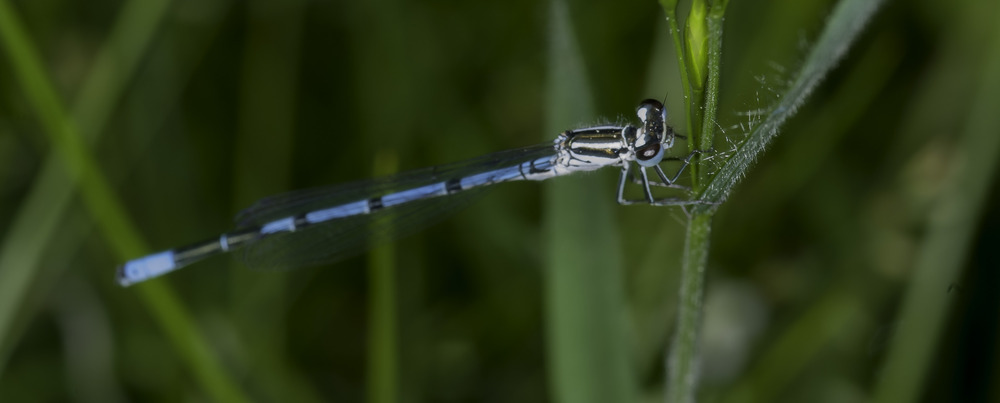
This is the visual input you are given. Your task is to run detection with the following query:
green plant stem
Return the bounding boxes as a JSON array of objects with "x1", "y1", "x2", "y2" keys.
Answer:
[
  {"x1": 872, "y1": 3, "x2": 1000, "y2": 401},
  {"x1": 663, "y1": 1, "x2": 727, "y2": 402},
  {"x1": 663, "y1": 3, "x2": 881, "y2": 401},
  {"x1": 668, "y1": 212, "x2": 711, "y2": 403},
  {"x1": 662, "y1": 1, "x2": 882, "y2": 400},
  {"x1": 698, "y1": 3, "x2": 727, "y2": 155},
  {"x1": 658, "y1": 0, "x2": 695, "y2": 152},
  {"x1": 684, "y1": 1, "x2": 708, "y2": 155},
  {"x1": 0, "y1": 2, "x2": 248, "y2": 401}
]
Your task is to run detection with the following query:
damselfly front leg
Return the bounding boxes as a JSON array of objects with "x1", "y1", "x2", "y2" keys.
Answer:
[{"x1": 616, "y1": 162, "x2": 703, "y2": 206}]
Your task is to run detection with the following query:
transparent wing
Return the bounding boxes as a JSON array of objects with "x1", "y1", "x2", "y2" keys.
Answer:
[{"x1": 236, "y1": 144, "x2": 557, "y2": 270}]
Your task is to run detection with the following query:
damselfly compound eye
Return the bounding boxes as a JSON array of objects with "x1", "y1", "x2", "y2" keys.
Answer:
[{"x1": 636, "y1": 142, "x2": 664, "y2": 167}]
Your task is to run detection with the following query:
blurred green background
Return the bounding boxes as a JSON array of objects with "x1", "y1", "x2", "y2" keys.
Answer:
[{"x1": 1, "y1": 0, "x2": 999, "y2": 402}]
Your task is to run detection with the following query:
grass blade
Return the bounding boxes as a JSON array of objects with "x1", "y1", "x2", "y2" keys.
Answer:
[
  {"x1": 662, "y1": 0, "x2": 880, "y2": 401},
  {"x1": 368, "y1": 151, "x2": 400, "y2": 403},
  {"x1": 543, "y1": 1, "x2": 634, "y2": 402},
  {"x1": 228, "y1": 2, "x2": 322, "y2": 401},
  {"x1": 872, "y1": 3, "x2": 1000, "y2": 402},
  {"x1": 692, "y1": 0, "x2": 884, "y2": 214},
  {"x1": 0, "y1": 2, "x2": 249, "y2": 401},
  {"x1": 0, "y1": 0, "x2": 172, "y2": 370}
]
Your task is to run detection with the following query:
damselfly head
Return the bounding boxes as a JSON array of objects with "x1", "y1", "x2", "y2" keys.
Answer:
[
  {"x1": 636, "y1": 99, "x2": 667, "y2": 126},
  {"x1": 634, "y1": 99, "x2": 669, "y2": 167}
]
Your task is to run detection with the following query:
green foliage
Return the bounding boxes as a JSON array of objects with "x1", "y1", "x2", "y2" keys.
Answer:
[{"x1": 1, "y1": 0, "x2": 999, "y2": 402}]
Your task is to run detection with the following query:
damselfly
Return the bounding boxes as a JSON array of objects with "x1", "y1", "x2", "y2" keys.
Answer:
[{"x1": 117, "y1": 99, "x2": 700, "y2": 286}]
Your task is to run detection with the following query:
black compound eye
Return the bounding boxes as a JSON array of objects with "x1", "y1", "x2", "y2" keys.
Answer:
[
  {"x1": 636, "y1": 142, "x2": 664, "y2": 167},
  {"x1": 638, "y1": 142, "x2": 661, "y2": 160}
]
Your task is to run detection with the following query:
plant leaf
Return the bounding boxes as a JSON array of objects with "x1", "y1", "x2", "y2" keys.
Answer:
[{"x1": 693, "y1": 0, "x2": 884, "y2": 214}]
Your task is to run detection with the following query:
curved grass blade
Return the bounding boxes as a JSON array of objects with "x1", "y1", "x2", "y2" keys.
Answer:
[
  {"x1": 692, "y1": 0, "x2": 884, "y2": 214},
  {"x1": 662, "y1": 0, "x2": 884, "y2": 402}
]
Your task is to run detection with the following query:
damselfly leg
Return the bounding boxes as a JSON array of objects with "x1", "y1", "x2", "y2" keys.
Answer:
[{"x1": 617, "y1": 163, "x2": 697, "y2": 206}]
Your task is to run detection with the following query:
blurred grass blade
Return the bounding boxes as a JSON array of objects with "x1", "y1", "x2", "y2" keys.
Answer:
[
  {"x1": 543, "y1": 1, "x2": 634, "y2": 402},
  {"x1": 693, "y1": 0, "x2": 883, "y2": 214},
  {"x1": 368, "y1": 151, "x2": 400, "y2": 403},
  {"x1": 720, "y1": 292, "x2": 861, "y2": 403},
  {"x1": 872, "y1": 5, "x2": 1000, "y2": 402},
  {"x1": 0, "y1": 2, "x2": 249, "y2": 402},
  {"x1": 229, "y1": 1, "x2": 321, "y2": 402},
  {"x1": 715, "y1": 31, "x2": 901, "y2": 403},
  {"x1": 0, "y1": 0, "x2": 171, "y2": 369},
  {"x1": 668, "y1": 0, "x2": 876, "y2": 401}
]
